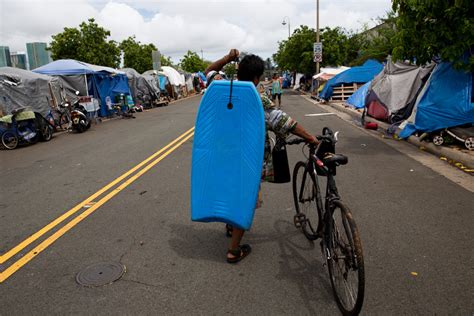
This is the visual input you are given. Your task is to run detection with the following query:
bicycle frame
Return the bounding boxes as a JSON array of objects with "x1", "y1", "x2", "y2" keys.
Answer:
[{"x1": 298, "y1": 142, "x2": 341, "y2": 236}]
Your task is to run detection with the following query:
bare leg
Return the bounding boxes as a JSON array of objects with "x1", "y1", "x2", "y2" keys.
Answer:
[{"x1": 227, "y1": 228, "x2": 245, "y2": 260}]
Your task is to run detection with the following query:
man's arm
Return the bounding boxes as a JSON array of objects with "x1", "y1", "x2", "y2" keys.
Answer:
[
  {"x1": 291, "y1": 124, "x2": 318, "y2": 145},
  {"x1": 204, "y1": 49, "x2": 239, "y2": 75}
]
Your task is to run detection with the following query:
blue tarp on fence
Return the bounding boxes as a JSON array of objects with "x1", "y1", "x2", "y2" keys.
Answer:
[
  {"x1": 399, "y1": 62, "x2": 474, "y2": 138},
  {"x1": 320, "y1": 60, "x2": 383, "y2": 100},
  {"x1": 346, "y1": 80, "x2": 371, "y2": 109}
]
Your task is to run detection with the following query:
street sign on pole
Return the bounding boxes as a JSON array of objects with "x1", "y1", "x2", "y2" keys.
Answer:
[
  {"x1": 313, "y1": 42, "x2": 322, "y2": 54},
  {"x1": 313, "y1": 42, "x2": 322, "y2": 63}
]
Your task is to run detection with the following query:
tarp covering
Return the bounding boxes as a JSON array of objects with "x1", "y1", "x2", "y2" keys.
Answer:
[
  {"x1": 33, "y1": 59, "x2": 96, "y2": 75},
  {"x1": 161, "y1": 66, "x2": 185, "y2": 86},
  {"x1": 34, "y1": 59, "x2": 131, "y2": 117},
  {"x1": 368, "y1": 57, "x2": 434, "y2": 116},
  {"x1": 121, "y1": 68, "x2": 159, "y2": 102},
  {"x1": 91, "y1": 73, "x2": 131, "y2": 117},
  {"x1": 320, "y1": 60, "x2": 383, "y2": 100},
  {"x1": 399, "y1": 62, "x2": 474, "y2": 138},
  {"x1": 313, "y1": 66, "x2": 350, "y2": 81},
  {"x1": 0, "y1": 67, "x2": 74, "y2": 116},
  {"x1": 34, "y1": 59, "x2": 123, "y2": 75},
  {"x1": 346, "y1": 80, "x2": 371, "y2": 109}
]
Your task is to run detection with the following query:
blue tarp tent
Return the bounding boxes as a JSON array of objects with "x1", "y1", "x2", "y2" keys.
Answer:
[
  {"x1": 33, "y1": 59, "x2": 96, "y2": 75},
  {"x1": 34, "y1": 59, "x2": 131, "y2": 117},
  {"x1": 197, "y1": 71, "x2": 206, "y2": 84},
  {"x1": 320, "y1": 60, "x2": 383, "y2": 100},
  {"x1": 346, "y1": 80, "x2": 371, "y2": 109},
  {"x1": 399, "y1": 62, "x2": 474, "y2": 138}
]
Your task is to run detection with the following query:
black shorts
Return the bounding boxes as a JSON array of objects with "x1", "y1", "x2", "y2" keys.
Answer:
[{"x1": 272, "y1": 93, "x2": 281, "y2": 101}]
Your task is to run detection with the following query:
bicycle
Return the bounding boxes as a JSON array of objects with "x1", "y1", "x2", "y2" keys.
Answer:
[{"x1": 286, "y1": 127, "x2": 365, "y2": 315}]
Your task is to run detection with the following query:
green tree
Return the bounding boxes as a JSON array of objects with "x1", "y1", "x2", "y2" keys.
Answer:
[
  {"x1": 120, "y1": 36, "x2": 156, "y2": 73},
  {"x1": 392, "y1": 0, "x2": 474, "y2": 71},
  {"x1": 180, "y1": 50, "x2": 206, "y2": 72},
  {"x1": 348, "y1": 12, "x2": 397, "y2": 65},
  {"x1": 223, "y1": 63, "x2": 237, "y2": 78},
  {"x1": 49, "y1": 18, "x2": 120, "y2": 68},
  {"x1": 160, "y1": 55, "x2": 173, "y2": 67},
  {"x1": 273, "y1": 25, "x2": 352, "y2": 74}
]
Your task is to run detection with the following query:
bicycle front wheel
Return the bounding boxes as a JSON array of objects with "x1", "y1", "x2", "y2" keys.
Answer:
[
  {"x1": 292, "y1": 161, "x2": 322, "y2": 240},
  {"x1": 326, "y1": 200, "x2": 365, "y2": 315}
]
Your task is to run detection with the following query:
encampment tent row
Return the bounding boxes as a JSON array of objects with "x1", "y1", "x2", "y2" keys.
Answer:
[{"x1": 33, "y1": 59, "x2": 131, "y2": 117}]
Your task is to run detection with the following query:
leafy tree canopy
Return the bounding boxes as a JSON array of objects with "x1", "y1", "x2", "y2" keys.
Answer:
[
  {"x1": 392, "y1": 0, "x2": 474, "y2": 71},
  {"x1": 49, "y1": 18, "x2": 120, "y2": 68},
  {"x1": 119, "y1": 36, "x2": 156, "y2": 74},
  {"x1": 273, "y1": 25, "x2": 362, "y2": 74},
  {"x1": 180, "y1": 50, "x2": 207, "y2": 72},
  {"x1": 160, "y1": 55, "x2": 173, "y2": 67}
]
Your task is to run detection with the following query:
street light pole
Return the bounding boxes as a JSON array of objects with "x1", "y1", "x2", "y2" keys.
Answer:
[
  {"x1": 316, "y1": 0, "x2": 320, "y2": 74},
  {"x1": 282, "y1": 16, "x2": 290, "y2": 38}
]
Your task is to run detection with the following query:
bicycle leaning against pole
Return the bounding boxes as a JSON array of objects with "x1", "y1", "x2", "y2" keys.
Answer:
[{"x1": 286, "y1": 127, "x2": 365, "y2": 315}]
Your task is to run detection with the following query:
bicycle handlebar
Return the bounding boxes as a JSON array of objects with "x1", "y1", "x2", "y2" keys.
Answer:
[{"x1": 285, "y1": 134, "x2": 333, "y2": 146}]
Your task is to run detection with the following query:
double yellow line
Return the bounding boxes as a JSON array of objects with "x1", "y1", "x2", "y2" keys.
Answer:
[{"x1": 0, "y1": 127, "x2": 195, "y2": 283}]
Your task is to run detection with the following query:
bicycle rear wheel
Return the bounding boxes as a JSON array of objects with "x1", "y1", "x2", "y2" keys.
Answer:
[
  {"x1": 326, "y1": 200, "x2": 365, "y2": 315},
  {"x1": 292, "y1": 161, "x2": 322, "y2": 240}
]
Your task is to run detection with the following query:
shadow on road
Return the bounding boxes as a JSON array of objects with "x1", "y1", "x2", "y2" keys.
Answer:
[{"x1": 168, "y1": 219, "x2": 334, "y2": 314}]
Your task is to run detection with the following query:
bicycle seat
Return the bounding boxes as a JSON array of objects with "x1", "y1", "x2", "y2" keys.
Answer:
[{"x1": 322, "y1": 153, "x2": 348, "y2": 166}]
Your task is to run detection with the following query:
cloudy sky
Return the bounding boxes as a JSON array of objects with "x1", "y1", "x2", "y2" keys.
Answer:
[{"x1": 0, "y1": 0, "x2": 392, "y2": 63}]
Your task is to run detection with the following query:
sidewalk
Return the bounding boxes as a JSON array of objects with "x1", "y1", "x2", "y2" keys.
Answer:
[{"x1": 304, "y1": 95, "x2": 474, "y2": 172}]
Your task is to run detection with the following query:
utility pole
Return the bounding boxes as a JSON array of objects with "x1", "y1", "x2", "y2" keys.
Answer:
[
  {"x1": 316, "y1": 0, "x2": 320, "y2": 75},
  {"x1": 282, "y1": 16, "x2": 291, "y2": 39},
  {"x1": 200, "y1": 49, "x2": 204, "y2": 61}
]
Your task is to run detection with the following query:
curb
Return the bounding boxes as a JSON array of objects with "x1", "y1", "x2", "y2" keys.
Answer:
[{"x1": 303, "y1": 95, "x2": 474, "y2": 170}]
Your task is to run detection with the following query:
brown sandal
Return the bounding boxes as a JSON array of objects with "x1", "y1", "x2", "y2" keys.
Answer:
[{"x1": 227, "y1": 244, "x2": 252, "y2": 264}]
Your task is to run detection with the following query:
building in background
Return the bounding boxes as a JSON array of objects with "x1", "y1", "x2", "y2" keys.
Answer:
[
  {"x1": 26, "y1": 42, "x2": 51, "y2": 70},
  {"x1": 10, "y1": 52, "x2": 27, "y2": 69},
  {"x1": 0, "y1": 46, "x2": 12, "y2": 67}
]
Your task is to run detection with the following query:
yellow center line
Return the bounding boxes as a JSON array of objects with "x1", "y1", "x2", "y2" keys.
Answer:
[
  {"x1": 0, "y1": 131, "x2": 194, "y2": 283},
  {"x1": 0, "y1": 127, "x2": 195, "y2": 265}
]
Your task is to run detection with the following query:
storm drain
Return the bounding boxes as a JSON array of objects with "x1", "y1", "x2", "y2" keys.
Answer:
[{"x1": 76, "y1": 262, "x2": 126, "y2": 287}]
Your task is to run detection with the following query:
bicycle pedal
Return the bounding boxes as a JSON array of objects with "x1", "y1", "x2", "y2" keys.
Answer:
[{"x1": 293, "y1": 213, "x2": 307, "y2": 228}]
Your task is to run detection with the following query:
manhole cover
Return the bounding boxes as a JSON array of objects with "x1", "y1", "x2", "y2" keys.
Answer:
[{"x1": 76, "y1": 262, "x2": 126, "y2": 287}]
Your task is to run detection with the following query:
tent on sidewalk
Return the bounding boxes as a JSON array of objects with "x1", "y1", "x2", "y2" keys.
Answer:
[
  {"x1": 121, "y1": 68, "x2": 160, "y2": 105},
  {"x1": 364, "y1": 57, "x2": 435, "y2": 122},
  {"x1": 34, "y1": 59, "x2": 131, "y2": 116},
  {"x1": 399, "y1": 62, "x2": 474, "y2": 138},
  {"x1": 320, "y1": 60, "x2": 383, "y2": 100},
  {"x1": 0, "y1": 67, "x2": 76, "y2": 116},
  {"x1": 346, "y1": 81, "x2": 371, "y2": 109}
]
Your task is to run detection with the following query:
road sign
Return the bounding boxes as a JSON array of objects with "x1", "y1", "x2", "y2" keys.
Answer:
[
  {"x1": 313, "y1": 42, "x2": 322, "y2": 54},
  {"x1": 313, "y1": 42, "x2": 322, "y2": 63},
  {"x1": 314, "y1": 53, "x2": 322, "y2": 63}
]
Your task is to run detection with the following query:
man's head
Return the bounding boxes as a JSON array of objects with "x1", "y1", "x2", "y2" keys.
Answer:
[
  {"x1": 237, "y1": 54, "x2": 264, "y2": 86},
  {"x1": 206, "y1": 71, "x2": 221, "y2": 87}
]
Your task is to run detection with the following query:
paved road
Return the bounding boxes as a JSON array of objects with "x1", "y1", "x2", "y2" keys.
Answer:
[{"x1": 0, "y1": 92, "x2": 472, "y2": 314}]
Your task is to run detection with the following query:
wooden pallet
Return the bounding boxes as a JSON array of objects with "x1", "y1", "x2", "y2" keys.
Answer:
[{"x1": 330, "y1": 83, "x2": 364, "y2": 101}]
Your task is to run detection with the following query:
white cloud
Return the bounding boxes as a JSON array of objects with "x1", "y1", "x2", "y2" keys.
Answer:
[{"x1": 0, "y1": 0, "x2": 392, "y2": 63}]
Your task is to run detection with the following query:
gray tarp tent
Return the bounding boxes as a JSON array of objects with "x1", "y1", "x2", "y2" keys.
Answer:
[
  {"x1": 366, "y1": 57, "x2": 435, "y2": 122},
  {"x1": 0, "y1": 67, "x2": 76, "y2": 116},
  {"x1": 121, "y1": 68, "x2": 160, "y2": 103}
]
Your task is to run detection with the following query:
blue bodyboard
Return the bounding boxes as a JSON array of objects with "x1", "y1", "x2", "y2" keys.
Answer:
[{"x1": 191, "y1": 81, "x2": 265, "y2": 230}]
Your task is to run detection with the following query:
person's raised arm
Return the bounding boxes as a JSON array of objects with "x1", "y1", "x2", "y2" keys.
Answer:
[{"x1": 204, "y1": 49, "x2": 239, "y2": 75}]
